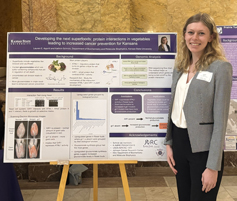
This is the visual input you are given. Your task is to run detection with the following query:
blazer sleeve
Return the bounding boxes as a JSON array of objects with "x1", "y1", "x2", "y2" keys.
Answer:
[{"x1": 206, "y1": 62, "x2": 232, "y2": 171}]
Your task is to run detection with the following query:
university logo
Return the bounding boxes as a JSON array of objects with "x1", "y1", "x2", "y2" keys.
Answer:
[
  {"x1": 217, "y1": 27, "x2": 223, "y2": 34},
  {"x1": 10, "y1": 39, "x2": 31, "y2": 45},
  {"x1": 156, "y1": 149, "x2": 165, "y2": 157}
]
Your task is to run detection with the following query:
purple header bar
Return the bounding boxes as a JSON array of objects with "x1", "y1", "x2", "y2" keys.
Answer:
[
  {"x1": 217, "y1": 26, "x2": 237, "y2": 35},
  {"x1": 121, "y1": 55, "x2": 175, "y2": 59},
  {"x1": 110, "y1": 88, "x2": 171, "y2": 93},
  {"x1": 8, "y1": 33, "x2": 177, "y2": 53},
  {"x1": 8, "y1": 88, "x2": 108, "y2": 92},
  {"x1": 221, "y1": 38, "x2": 237, "y2": 43},
  {"x1": 9, "y1": 54, "x2": 119, "y2": 59},
  {"x1": 109, "y1": 133, "x2": 166, "y2": 137},
  {"x1": 233, "y1": 76, "x2": 237, "y2": 81}
]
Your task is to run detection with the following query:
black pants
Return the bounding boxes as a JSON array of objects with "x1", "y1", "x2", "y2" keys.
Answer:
[{"x1": 172, "y1": 123, "x2": 224, "y2": 201}]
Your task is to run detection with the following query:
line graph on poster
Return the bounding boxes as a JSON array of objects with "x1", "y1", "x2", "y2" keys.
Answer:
[{"x1": 72, "y1": 100, "x2": 107, "y2": 135}]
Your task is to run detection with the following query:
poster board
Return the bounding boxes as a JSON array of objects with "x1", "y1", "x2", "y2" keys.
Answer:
[
  {"x1": 218, "y1": 26, "x2": 237, "y2": 151},
  {"x1": 4, "y1": 33, "x2": 177, "y2": 162}
]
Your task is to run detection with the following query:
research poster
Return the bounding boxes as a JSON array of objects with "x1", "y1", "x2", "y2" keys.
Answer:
[
  {"x1": 5, "y1": 33, "x2": 177, "y2": 162},
  {"x1": 218, "y1": 26, "x2": 237, "y2": 151}
]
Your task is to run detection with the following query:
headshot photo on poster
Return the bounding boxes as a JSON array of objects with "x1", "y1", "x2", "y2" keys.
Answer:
[{"x1": 158, "y1": 35, "x2": 171, "y2": 52}]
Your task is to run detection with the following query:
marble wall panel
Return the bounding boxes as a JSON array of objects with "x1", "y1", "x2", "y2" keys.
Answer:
[
  {"x1": 100, "y1": 0, "x2": 130, "y2": 32},
  {"x1": 167, "y1": 0, "x2": 211, "y2": 45},
  {"x1": 22, "y1": 0, "x2": 30, "y2": 32},
  {"x1": 210, "y1": 0, "x2": 237, "y2": 26},
  {"x1": 0, "y1": 0, "x2": 22, "y2": 67},
  {"x1": 57, "y1": 0, "x2": 102, "y2": 32},
  {"x1": 13, "y1": 163, "x2": 29, "y2": 180},
  {"x1": 28, "y1": 164, "x2": 62, "y2": 182},
  {"x1": 130, "y1": 0, "x2": 168, "y2": 32},
  {"x1": 0, "y1": 37, "x2": 6, "y2": 68},
  {"x1": 83, "y1": 164, "x2": 136, "y2": 178},
  {"x1": 31, "y1": 0, "x2": 57, "y2": 32}
]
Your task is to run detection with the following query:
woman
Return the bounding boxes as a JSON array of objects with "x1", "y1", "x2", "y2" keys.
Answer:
[
  {"x1": 164, "y1": 13, "x2": 232, "y2": 201},
  {"x1": 158, "y1": 36, "x2": 170, "y2": 52}
]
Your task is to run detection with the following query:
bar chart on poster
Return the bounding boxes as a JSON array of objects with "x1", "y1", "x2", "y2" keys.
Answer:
[{"x1": 73, "y1": 100, "x2": 107, "y2": 135}]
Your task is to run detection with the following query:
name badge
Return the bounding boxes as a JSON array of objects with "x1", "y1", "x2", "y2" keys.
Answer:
[{"x1": 196, "y1": 71, "x2": 213, "y2": 82}]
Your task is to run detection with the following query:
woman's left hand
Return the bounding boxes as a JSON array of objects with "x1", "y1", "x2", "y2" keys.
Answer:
[{"x1": 201, "y1": 168, "x2": 218, "y2": 193}]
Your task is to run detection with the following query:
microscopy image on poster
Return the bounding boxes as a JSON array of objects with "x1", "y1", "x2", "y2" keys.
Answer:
[
  {"x1": 14, "y1": 139, "x2": 26, "y2": 159},
  {"x1": 15, "y1": 121, "x2": 28, "y2": 139},
  {"x1": 27, "y1": 138, "x2": 40, "y2": 159}
]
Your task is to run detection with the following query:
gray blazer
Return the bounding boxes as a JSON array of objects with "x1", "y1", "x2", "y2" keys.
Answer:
[{"x1": 164, "y1": 60, "x2": 233, "y2": 171}]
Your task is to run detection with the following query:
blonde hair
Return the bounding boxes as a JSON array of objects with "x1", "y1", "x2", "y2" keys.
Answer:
[{"x1": 176, "y1": 13, "x2": 227, "y2": 72}]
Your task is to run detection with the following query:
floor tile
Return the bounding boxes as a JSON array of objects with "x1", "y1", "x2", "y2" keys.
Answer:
[
  {"x1": 19, "y1": 176, "x2": 237, "y2": 201},
  {"x1": 217, "y1": 198, "x2": 235, "y2": 201},
  {"x1": 224, "y1": 186, "x2": 237, "y2": 199},
  {"x1": 89, "y1": 188, "x2": 118, "y2": 201},
  {"x1": 217, "y1": 186, "x2": 234, "y2": 201},
  {"x1": 64, "y1": 188, "x2": 91, "y2": 201},
  {"x1": 128, "y1": 176, "x2": 167, "y2": 187},
  {"x1": 21, "y1": 189, "x2": 36, "y2": 201},
  {"x1": 146, "y1": 200, "x2": 178, "y2": 201},
  {"x1": 98, "y1": 177, "x2": 123, "y2": 188},
  {"x1": 164, "y1": 176, "x2": 176, "y2": 187},
  {"x1": 170, "y1": 187, "x2": 178, "y2": 200},
  {"x1": 144, "y1": 187, "x2": 176, "y2": 201},
  {"x1": 221, "y1": 176, "x2": 237, "y2": 186},
  {"x1": 31, "y1": 189, "x2": 58, "y2": 201},
  {"x1": 118, "y1": 187, "x2": 146, "y2": 201}
]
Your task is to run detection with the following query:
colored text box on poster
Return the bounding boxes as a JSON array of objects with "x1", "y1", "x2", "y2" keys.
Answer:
[
  {"x1": 122, "y1": 67, "x2": 147, "y2": 72},
  {"x1": 144, "y1": 94, "x2": 171, "y2": 114},
  {"x1": 122, "y1": 81, "x2": 147, "y2": 86},
  {"x1": 122, "y1": 74, "x2": 147, "y2": 79},
  {"x1": 111, "y1": 95, "x2": 142, "y2": 114},
  {"x1": 159, "y1": 123, "x2": 167, "y2": 129},
  {"x1": 122, "y1": 60, "x2": 147, "y2": 65}
]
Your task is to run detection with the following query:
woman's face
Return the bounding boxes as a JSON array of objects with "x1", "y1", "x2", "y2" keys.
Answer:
[
  {"x1": 184, "y1": 22, "x2": 213, "y2": 57},
  {"x1": 162, "y1": 37, "x2": 167, "y2": 44}
]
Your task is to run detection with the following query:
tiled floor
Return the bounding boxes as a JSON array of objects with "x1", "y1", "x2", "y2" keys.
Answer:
[{"x1": 20, "y1": 176, "x2": 237, "y2": 201}]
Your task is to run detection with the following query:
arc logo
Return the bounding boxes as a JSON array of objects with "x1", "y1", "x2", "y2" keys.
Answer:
[
  {"x1": 10, "y1": 39, "x2": 31, "y2": 45},
  {"x1": 143, "y1": 139, "x2": 158, "y2": 146}
]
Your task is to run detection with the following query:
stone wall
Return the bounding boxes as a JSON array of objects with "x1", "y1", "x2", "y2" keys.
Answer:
[
  {"x1": 21, "y1": 0, "x2": 237, "y2": 41},
  {"x1": 0, "y1": 0, "x2": 22, "y2": 67}
]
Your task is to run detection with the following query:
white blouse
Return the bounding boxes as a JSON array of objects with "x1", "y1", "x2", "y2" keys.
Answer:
[
  {"x1": 171, "y1": 72, "x2": 193, "y2": 128},
  {"x1": 163, "y1": 44, "x2": 168, "y2": 51}
]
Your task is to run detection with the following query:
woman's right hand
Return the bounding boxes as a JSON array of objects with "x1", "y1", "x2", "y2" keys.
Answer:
[{"x1": 166, "y1": 145, "x2": 178, "y2": 175}]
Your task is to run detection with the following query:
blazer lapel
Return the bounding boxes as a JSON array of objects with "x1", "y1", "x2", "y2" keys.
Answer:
[{"x1": 172, "y1": 70, "x2": 182, "y2": 94}]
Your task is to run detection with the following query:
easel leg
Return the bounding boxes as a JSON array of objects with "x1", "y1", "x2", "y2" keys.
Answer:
[
  {"x1": 93, "y1": 164, "x2": 98, "y2": 201},
  {"x1": 119, "y1": 163, "x2": 132, "y2": 201},
  {"x1": 57, "y1": 164, "x2": 69, "y2": 201}
]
